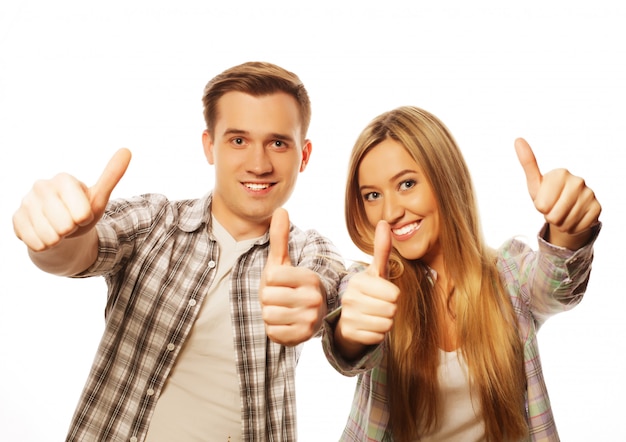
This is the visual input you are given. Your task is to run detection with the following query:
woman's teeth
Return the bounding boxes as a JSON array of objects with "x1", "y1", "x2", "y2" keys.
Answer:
[{"x1": 392, "y1": 221, "x2": 420, "y2": 236}]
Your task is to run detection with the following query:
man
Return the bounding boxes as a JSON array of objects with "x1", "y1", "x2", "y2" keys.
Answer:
[{"x1": 12, "y1": 62, "x2": 344, "y2": 441}]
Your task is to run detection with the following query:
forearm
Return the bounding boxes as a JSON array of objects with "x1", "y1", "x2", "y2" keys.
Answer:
[
  {"x1": 527, "y1": 222, "x2": 601, "y2": 321},
  {"x1": 334, "y1": 319, "x2": 371, "y2": 362},
  {"x1": 545, "y1": 223, "x2": 599, "y2": 250},
  {"x1": 322, "y1": 308, "x2": 385, "y2": 375},
  {"x1": 28, "y1": 229, "x2": 99, "y2": 276}
]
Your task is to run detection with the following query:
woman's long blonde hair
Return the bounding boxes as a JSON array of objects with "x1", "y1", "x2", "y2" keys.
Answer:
[{"x1": 345, "y1": 106, "x2": 527, "y2": 441}]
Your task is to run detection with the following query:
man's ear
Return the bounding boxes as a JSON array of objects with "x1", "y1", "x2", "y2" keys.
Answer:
[
  {"x1": 299, "y1": 139, "x2": 312, "y2": 172},
  {"x1": 202, "y1": 130, "x2": 215, "y2": 165}
]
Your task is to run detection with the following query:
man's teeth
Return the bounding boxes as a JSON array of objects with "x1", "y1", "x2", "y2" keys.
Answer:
[
  {"x1": 245, "y1": 183, "x2": 271, "y2": 190},
  {"x1": 393, "y1": 222, "x2": 419, "y2": 236}
]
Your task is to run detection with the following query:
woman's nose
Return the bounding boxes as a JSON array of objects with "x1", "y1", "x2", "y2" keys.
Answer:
[{"x1": 382, "y1": 194, "x2": 403, "y2": 224}]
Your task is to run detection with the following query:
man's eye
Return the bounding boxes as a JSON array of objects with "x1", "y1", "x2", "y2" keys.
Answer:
[
  {"x1": 234, "y1": 138, "x2": 244, "y2": 145},
  {"x1": 269, "y1": 140, "x2": 290, "y2": 151}
]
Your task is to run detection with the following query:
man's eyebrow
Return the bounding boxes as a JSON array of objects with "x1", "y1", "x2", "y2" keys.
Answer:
[
  {"x1": 222, "y1": 128, "x2": 249, "y2": 136},
  {"x1": 221, "y1": 129, "x2": 295, "y2": 143},
  {"x1": 269, "y1": 133, "x2": 296, "y2": 142}
]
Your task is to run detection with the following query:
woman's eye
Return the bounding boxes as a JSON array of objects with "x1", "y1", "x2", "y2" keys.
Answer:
[
  {"x1": 399, "y1": 180, "x2": 416, "y2": 191},
  {"x1": 364, "y1": 192, "x2": 380, "y2": 202}
]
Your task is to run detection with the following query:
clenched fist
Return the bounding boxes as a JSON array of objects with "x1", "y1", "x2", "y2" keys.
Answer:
[
  {"x1": 515, "y1": 138, "x2": 601, "y2": 249},
  {"x1": 260, "y1": 208, "x2": 327, "y2": 347},
  {"x1": 335, "y1": 220, "x2": 400, "y2": 361}
]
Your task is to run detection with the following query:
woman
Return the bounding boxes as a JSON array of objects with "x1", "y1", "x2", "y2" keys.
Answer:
[{"x1": 323, "y1": 106, "x2": 601, "y2": 441}]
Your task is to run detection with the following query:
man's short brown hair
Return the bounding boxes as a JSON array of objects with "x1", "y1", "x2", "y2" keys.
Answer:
[{"x1": 202, "y1": 62, "x2": 311, "y2": 139}]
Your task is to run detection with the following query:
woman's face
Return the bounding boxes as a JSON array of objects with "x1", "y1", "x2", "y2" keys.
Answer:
[{"x1": 358, "y1": 138, "x2": 443, "y2": 269}]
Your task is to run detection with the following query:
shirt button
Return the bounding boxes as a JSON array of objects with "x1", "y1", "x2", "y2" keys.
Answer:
[
  {"x1": 166, "y1": 343, "x2": 175, "y2": 351},
  {"x1": 146, "y1": 388, "x2": 155, "y2": 396},
  {"x1": 208, "y1": 260, "x2": 216, "y2": 268},
  {"x1": 130, "y1": 437, "x2": 138, "y2": 442},
  {"x1": 188, "y1": 299, "x2": 197, "y2": 307}
]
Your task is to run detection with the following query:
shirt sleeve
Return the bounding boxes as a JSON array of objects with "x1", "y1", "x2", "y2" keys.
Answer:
[
  {"x1": 321, "y1": 262, "x2": 385, "y2": 376},
  {"x1": 295, "y1": 229, "x2": 346, "y2": 314},
  {"x1": 74, "y1": 194, "x2": 169, "y2": 278},
  {"x1": 498, "y1": 222, "x2": 601, "y2": 327}
]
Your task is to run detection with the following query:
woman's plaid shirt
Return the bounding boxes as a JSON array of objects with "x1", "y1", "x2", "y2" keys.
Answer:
[{"x1": 323, "y1": 223, "x2": 600, "y2": 442}]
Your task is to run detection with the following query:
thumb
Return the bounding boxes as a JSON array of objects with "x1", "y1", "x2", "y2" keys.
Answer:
[
  {"x1": 514, "y1": 138, "x2": 542, "y2": 199},
  {"x1": 89, "y1": 148, "x2": 132, "y2": 211},
  {"x1": 368, "y1": 220, "x2": 392, "y2": 279},
  {"x1": 268, "y1": 207, "x2": 292, "y2": 266}
]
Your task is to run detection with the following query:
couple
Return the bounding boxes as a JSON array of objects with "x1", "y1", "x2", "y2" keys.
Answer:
[{"x1": 13, "y1": 62, "x2": 601, "y2": 442}]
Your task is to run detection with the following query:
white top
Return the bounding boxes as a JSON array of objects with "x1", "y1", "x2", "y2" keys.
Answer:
[
  {"x1": 418, "y1": 349, "x2": 486, "y2": 442},
  {"x1": 145, "y1": 217, "x2": 259, "y2": 442}
]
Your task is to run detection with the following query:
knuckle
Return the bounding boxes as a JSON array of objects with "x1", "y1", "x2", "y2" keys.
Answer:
[{"x1": 388, "y1": 304, "x2": 398, "y2": 318}]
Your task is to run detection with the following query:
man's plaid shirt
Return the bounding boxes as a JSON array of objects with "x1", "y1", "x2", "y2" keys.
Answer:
[{"x1": 66, "y1": 192, "x2": 344, "y2": 442}]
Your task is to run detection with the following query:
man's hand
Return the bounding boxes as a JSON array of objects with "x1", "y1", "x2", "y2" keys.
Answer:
[
  {"x1": 260, "y1": 208, "x2": 327, "y2": 346},
  {"x1": 13, "y1": 148, "x2": 132, "y2": 252},
  {"x1": 335, "y1": 220, "x2": 400, "y2": 360},
  {"x1": 515, "y1": 138, "x2": 601, "y2": 249}
]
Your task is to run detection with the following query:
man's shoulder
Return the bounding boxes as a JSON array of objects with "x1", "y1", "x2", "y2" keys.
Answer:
[
  {"x1": 287, "y1": 222, "x2": 343, "y2": 263},
  {"x1": 105, "y1": 193, "x2": 210, "y2": 229},
  {"x1": 287, "y1": 222, "x2": 326, "y2": 244}
]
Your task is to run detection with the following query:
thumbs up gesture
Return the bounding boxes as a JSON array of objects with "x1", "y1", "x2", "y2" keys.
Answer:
[
  {"x1": 260, "y1": 208, "x2": 327, "y2": 346},
  {"x1": 515, "y1": 138, "x2": 601, "y2": 249},
  {"x1": 334, "y1": 220, "x2": 400, "y2": 361},
  {"x1": 13, "y1": 148, "x2": 132, "y2": 252}
]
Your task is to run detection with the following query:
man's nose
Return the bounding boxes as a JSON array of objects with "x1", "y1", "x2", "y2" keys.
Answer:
[{"x1": 246, "y1": 144, "x2": 273, "y2": 175}]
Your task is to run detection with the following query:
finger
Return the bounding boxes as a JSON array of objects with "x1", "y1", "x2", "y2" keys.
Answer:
[
  {"x1": 27, "y1": 213, "x2": 64, "y2": 249},
  {"x1": 342, "y1": 289, "x2": 398, "y2": 319},
  {"x1": 267, "y1": 207, "x2": 291, "y2": 266},
  {"x1": 547, "y1": 185, "x2": 601, "y2": 234},
  {"x1": 12, "y1": 209, "x2": 51, "y2": 251},
  {"x1": 89, "y1": 148, "x2": 132, "y2": 211},
  {"x1": 343, "y1": 330, "x2": 388, "y2": 346},
  {"x1": 43, "y1": 189, "x2": 88, "y2": 235},
  {"x1": 260, "y1": 286, "x2": 296, "y2": 307},
  {"x1": 263, "y1": 265, "x2": 317, "y2": 291},
  {"x1": 261, "y1": 304, "x2": 296, "y2": 326},
  {"x1": 346, "y1": 314, "x2": 395, "y2": 337},
  {"x1": 265, "y1": 325, "x2": 307, "y2": 347},
  {"x1": 367, "y1": 220, "x2": 392, "y2": 278},
  {"x1": 514, "y1": 138, "x2": 542, "y2": 199},
  {"x1": 52, "y1": 174, "x2": 94, "y2": 228}
]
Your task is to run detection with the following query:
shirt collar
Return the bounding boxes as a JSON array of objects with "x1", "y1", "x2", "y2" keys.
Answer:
[
  {"x1": 176, "y1": 192, "x2": 271, "y2": 246},
  {"x1": 176, "y1": 192, "x2": 212, "y2": 233}
]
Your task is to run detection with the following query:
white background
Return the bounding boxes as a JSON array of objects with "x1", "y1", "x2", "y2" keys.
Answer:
[{"x1": 1, "y1": 1, "x2": 624, "y2": 440}]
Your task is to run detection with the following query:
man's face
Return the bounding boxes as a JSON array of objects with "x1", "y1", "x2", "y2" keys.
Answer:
[{"x1": 203, "y1": 91, "x2": 311, "y2": 240}]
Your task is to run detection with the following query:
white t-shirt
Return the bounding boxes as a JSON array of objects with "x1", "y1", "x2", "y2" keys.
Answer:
[
  {"x1": 418, "y1": 349, "x2": 486, "y2": 442},
  {"x1": 145, "y1": 217, "x2": 260, "y2": 442}
]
